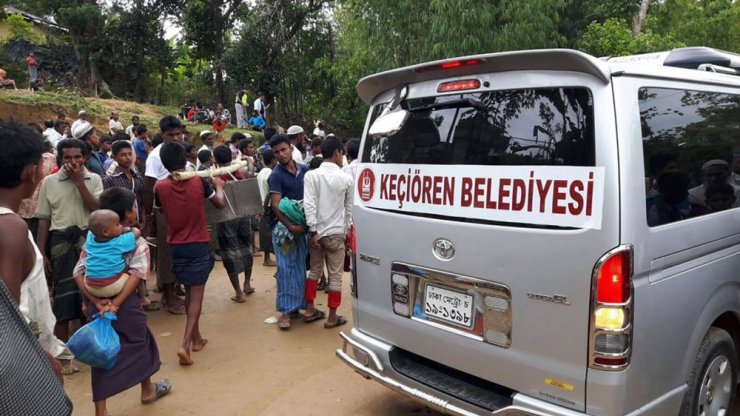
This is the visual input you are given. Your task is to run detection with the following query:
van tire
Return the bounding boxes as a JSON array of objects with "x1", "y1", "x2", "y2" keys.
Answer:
[{"x1": 679, "y1": 327, "x2": 737, "y2": 416}]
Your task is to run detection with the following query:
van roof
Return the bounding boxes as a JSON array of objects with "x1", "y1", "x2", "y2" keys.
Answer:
[{"x1": 356, "y1": 47, "x2": 740, "y2": 104}]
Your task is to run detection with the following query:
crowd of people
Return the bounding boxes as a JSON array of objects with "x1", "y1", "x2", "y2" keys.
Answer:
[{"x1": 0, "y1": 104, "x2": 361, "y2": 415}]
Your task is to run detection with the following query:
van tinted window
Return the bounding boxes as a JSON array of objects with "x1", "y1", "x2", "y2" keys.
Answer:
[
  {"x1": 640, "y1": 87, "x2": 740, "y2": 227},
  {"x1": 363, "y1": 88, "x2": 595, "y2": 167}
]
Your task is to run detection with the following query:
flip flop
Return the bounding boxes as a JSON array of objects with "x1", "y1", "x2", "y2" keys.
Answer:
[
  {"x1": 324, "y1": 316, "x2": 348, "y2": 329},
  {"x1": 304, "y1": 309, "x2": 326, "y2": 323},
  {"x1": 142, "y1": 379, "x2": 172, "y2": 404}
]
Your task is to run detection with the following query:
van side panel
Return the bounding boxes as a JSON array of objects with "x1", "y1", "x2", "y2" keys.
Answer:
[
  {"x1": 353, "y1": 71, "x2": 620, "y2": 411},
  {"x1": 592, "y1": 76, "x2": 740, "y2": 414}
]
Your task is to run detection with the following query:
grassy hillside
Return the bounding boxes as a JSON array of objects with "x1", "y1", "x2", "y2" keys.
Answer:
[{"x1": 0, "y1": 90, "x2": 264, "y2": 147}]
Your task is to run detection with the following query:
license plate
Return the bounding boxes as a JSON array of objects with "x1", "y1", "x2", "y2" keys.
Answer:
[{"x1": 423, "y1": 284, "x2": 474, "y2": 329}]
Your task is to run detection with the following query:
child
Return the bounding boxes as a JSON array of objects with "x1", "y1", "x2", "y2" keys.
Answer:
[
  {"x1": 248, "y1": 110, "x2": 265, "y2": 131},
  {"x1": 213, "y1": 145, "x2": 254, "y2": 303},
  {"x1": 83, "y1": 209, "x2": 140, "y2": 298},
  {"x1": 197, "y1": 149, "x2": 213, "y2": 171},
  {"x1": 705, "y1": 182, "x2": 736, "y2": 213},
  {"x1": 154, "y1": 142, "x2": 225, "y2": 365},
  {"x1": 184, "y1": 142, "x2": 197, "y2": 172},
  {"x1": 133, "y1": 124, "x2": 150, "y2": 173}
]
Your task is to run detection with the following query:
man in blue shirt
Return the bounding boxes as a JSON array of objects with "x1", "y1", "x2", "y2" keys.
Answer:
[
  {"x1": 267, "y1": 134, "x2": 310, "y2": 329},
  {"x1": 247, "y1": 110, "x2": 265, "y2": 131}
]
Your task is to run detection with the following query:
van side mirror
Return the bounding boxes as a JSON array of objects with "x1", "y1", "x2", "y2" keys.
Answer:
[{"x1": 368, "y1": 110, "x2": 409, "y2": 138}]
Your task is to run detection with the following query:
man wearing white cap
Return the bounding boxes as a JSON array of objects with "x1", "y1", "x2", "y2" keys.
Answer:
[
  {"x1": 70, "y1": 110, "x2": 87, "y2": 133},
  {"x1": 71, "y1": 121, "x2": 105, "y2": 176},
  {"x1": 688, "y1": 159, "x2": 740, "y2": 209},
  {"x1": 287, "y1": 125, "x2": 306, "y2": 165}
]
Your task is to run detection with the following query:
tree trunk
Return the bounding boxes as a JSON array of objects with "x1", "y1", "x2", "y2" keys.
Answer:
[
  {"x1": 72, "y1": 42, "x2": 92, "y2": 94},
  {"x1": 631, "y1": 0, "x2": 651, "y2": 35}
]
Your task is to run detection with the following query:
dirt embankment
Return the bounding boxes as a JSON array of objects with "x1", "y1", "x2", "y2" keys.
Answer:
[{"x1": 0, "y1": 100, "x2": 106, "y2": 131}]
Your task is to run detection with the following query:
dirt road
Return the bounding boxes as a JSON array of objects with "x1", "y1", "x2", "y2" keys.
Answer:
[
  {"x1": 63, "y1": 258, "x2": 740, "y2": 415},
  {"x1": 64, "y1": 260, "x2": 440, "y2": 416}
]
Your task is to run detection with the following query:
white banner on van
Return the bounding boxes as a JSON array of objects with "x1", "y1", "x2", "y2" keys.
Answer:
[{"x1": 355, "y1": 164, "x2": 605, "y2": 229}]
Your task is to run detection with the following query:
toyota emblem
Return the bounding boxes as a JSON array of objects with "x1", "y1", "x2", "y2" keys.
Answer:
[{"x1": 433, "y1": 238, "x2": 455, "y2": 261}]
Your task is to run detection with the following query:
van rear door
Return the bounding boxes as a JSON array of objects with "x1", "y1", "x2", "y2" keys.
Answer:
[{"x1": 351, "y1": 70, "x2": 620, "y2": 411}]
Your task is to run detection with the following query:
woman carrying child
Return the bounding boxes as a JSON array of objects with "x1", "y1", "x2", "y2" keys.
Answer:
[{"x1": 73, "y1": 188, "x2": 169, "y2": 416}]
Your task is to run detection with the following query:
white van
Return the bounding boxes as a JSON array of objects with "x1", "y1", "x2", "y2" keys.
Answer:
[{"x1": 336, "y1": 47, "x2": 740, "y2": 415}]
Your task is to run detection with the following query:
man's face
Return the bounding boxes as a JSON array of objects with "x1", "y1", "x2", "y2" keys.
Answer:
[
  {"x1": 114, "y1": 147, "x2": 133, "y2": 169},
  {"x1": 112, "y1": 113, "x2": 119, "y2": 121},
  {"x1": 132, "y1": 117, "x2": 139, "y2": 126},
  {"x1": 87, "y1": 132, "x2": 100, "y2": 148},
  {"x1": 100, "y1": 141, "x2": 112, "y2": 153},
  {"x1": 704, "y1": 166, "x2": 729, "y2": 185},
  {"x1": 54, "y1": 124, "x2": 64, "y2": 134},
  {"x1": 61, "y1": 147, "x2": 84, "y2": 168},
  {"x1": 162, "y1": 127, "x2": 183, "y2": 143},
  {"x1": 272, "y1": 142, "x2": 292, "y2": 165},
  {"x1": 204, "y1": 136, "x2": 214, "y2": 147},
  {"x1": 245, "y1": 143, "x2": 255, "y2": 156}
]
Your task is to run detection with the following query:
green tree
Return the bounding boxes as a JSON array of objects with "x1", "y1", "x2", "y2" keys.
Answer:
[
  {"x1": 5, "y1": 13, "x2": 43, "y2": 43},
  {"x1": 180, "y1": 0, "x2": 243, "y2": 104},
  {"x1": 578, "y1": 17, "x2": 684, "y2": 57}
]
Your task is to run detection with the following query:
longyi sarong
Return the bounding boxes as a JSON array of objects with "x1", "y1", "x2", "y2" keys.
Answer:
[
  {"x1": 50, "y1": 227, "x2": 86, "y2": 322},
  {"x1": 89, "y1": 292, "x2": 161, "y2": 402},
  {"x1": 170, "y1": 243, "x2": 214, "y2": 286},
  {"x1": 217, "y1": 217, "x2": 253, "y2": 276},
  {"x1": 272, "y1": 226, "x2": 308, "y2": 314}
]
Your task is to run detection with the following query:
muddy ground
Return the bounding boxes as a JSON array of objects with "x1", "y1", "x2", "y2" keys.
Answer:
[{"x1": 64, "y1": 259, "x2": 440, "y2": 416}]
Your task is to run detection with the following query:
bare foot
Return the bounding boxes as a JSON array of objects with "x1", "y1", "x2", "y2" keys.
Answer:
[
  {"x1": 230, "y1": 295, "x2": 246, "y2": 303},
  {"x1": 177, "y1": 348, "x2": 193, "y2": 365},
  {"x1": 192, "y1": 338, "x2": 209, "y2": 352}
]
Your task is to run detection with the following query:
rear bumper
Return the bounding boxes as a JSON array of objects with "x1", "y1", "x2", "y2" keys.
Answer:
[{"x1": 336, "y1": 328, "x2": 586, "y2": 416}]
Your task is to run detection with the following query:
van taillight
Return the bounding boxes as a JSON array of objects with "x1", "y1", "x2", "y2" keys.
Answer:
[
  {"x1": 437, "y1": 79, "x2": 481, "y2": 93},
  {"x1": 589, "y1": 246, "x2": 633, "y2": 371},
  {"x1": 414, "y1": 58, "x2": 484, "y2": 73},
  {"x1": 348, "y1": 224, "x2": 357, "y2": 298},
  {"x1": 596, "y1": 252, "x2": 630, "y2": 303}
]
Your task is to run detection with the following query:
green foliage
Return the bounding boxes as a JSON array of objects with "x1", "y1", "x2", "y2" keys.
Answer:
[
  {"x1": 578, "y1": 18, "x2": 684, "y2": 56},
  {"x1": 651, "y1": 0, "x2": 740, "y2": 53},
  {"x1": 5, "y1": 13, "x2": 42, "y2": 43}
]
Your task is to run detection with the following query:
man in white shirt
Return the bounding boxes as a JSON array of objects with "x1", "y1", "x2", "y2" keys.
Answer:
[
  {"x1": 143, "y1": 115, "x2": 186, "y2": 315},
  {"x1": 196, "y1": 131, "x2": 214, "y2": 168},
  {"x1": 70, "y1": 110, "x2": 87, "y2": 133},
  {"x1": 41, "y1": 119, "x2": 63, "y2": 150},
  {"x1": 342, "y1": 138, "x2": 361, "y2": 180},
  {"x1": 256, "y1": 149, "x2": 277, "y2": 266},
  {"x1": 108, "y1": 111, "x2": 124, "y2": 135},
  {"x1": 286, "y1": 125, "x2": 306, "y2": 165},
  {"x1": 253, "y1": 92, "x2": 269, "y2": 119},
  {"x1": 303, "y1": 136, "x2": 353, "y2": 329},
  {"x1": 125, "y1": 115, "x2": 140, "y2": 139}
]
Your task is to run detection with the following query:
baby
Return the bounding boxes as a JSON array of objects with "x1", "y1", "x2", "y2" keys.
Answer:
[{"x1": 83, "y1": 209, "x2": 140, "y2": 298}]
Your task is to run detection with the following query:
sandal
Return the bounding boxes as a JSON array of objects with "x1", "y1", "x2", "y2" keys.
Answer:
[
  {"x1": 304, "y1": 309, "x2": 326, "y2": 323},
  {"x1": 324, "y1": 316, "x2": 348, "y2": 329},
  {"x1": 161, "y1": 299, "x2": 186, "y2": 315},
  {"x1": 278, "y1": 314, "x2": 291, "y2": 330},
  {"x1": 142, "y1": 302, "x2": 161, "y2": 312},
  {"x1": 60, "y1": 361, "x2": 80, "y2": 375},
  {"x1": 142, "y1": 379, "x2": 173, "y2": 404}
]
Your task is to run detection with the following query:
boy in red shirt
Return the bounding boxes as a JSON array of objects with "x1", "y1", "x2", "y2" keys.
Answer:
[{"x1": 154, "y1": 142, "x2": 225, "y2": 365}]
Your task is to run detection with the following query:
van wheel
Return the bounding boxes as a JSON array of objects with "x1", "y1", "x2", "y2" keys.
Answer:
[{"x1": 680, "y1": 328, "x2": 737, "y2": 416}]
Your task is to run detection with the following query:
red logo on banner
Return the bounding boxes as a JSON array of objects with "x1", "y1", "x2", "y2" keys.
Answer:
[{"x1": 358, "y1": 168, "x2": 375, "y2": 202}]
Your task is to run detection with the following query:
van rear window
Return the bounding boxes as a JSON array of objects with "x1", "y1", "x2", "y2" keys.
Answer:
[{"x1": 362, "y1": 88, "x2": 595, "y2": 167}]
